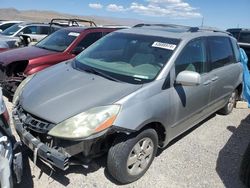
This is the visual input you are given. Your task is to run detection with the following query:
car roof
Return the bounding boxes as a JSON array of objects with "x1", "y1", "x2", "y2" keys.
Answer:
[
  {"x1": 17, "y1": 22, "x2": 60, "y2": 28},
  {"x1": 62, "y1": 26, "x2": 88, "y2": 32},
  {"x1": 116, "y1": 24, "x2": 232, "y2": 41},
  {"x1": 61, "y1": 26, "x2": 124, "y2": 33},
  {"x1": 0, "y1": 20, "x2": 23, "y2": 24}
]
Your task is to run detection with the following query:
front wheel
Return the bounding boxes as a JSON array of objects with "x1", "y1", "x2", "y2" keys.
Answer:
[
  {"x1": 218, "y1": 90, "x2": 238, "y2": 115},
  {"x1": 107, "y1": 129, "x2": 158, "y2": 184}
]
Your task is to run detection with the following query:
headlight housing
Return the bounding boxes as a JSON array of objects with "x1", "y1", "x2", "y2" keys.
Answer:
[
  {"x1": 13, "y1": 74, "x2": 35, "y2": 105},
  {"x1": 48, "y1": 105, "x2": 121, "y2": 140}
]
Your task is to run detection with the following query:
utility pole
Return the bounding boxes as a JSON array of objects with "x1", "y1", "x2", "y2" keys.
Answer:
[{"x1": 201, "y1": 16, "x2": 204, "y2": 27}]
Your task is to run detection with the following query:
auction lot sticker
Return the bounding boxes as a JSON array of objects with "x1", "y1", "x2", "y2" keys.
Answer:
[
  {"x1": 68, "y1": 32, "x2": 80, "y2": 37},
  {"x1": 152, "y1": 42, "x2": 176, "y2": 50}
]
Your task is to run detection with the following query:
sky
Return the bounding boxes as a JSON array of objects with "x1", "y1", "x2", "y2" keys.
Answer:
[{"x1": 1, "y1": 0, "x2": 250, "y2": 29}]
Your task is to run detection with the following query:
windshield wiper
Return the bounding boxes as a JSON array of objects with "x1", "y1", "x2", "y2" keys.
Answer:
[{"x1": 83, "y1": 67, "x2": 122, "y2": 82}]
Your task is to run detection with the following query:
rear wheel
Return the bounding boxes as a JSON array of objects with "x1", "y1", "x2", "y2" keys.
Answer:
[
  {"x1": 107, "y1": 129, "x2": 158, "y2": 184},
  {"x1": 218, "y1": 90, "x2": 237, "y2": 115}
]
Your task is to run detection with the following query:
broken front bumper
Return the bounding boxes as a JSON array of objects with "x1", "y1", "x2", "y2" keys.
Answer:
[
  {"x1": 13, "y1": 110, "x2": 110, "y2": 171},
  {"x1": 13, "y1": 116, "x2": 70, "y2": 170}
]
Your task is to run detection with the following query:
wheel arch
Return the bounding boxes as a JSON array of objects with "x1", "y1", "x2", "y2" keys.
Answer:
[
  {"x1": 139, "y1": 122, "x2": 167, "y2": 147},
  {"x1": 5, "y1": 60, "x2": 29, "y2": 76},
  {"x1": 236, "y1": 83, "x2": 243, "y2": 100}
]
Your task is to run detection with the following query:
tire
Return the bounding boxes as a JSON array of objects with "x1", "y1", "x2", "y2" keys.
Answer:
[
  {"x1": 107, "y1": 129, "x2": 158, "y2": 184},
  {"x1": 240, "y1": 143, "x2": 250, "y2": 187},
  {"x1": 218, "y1": 90, "x2": 238, "y2": 115}
]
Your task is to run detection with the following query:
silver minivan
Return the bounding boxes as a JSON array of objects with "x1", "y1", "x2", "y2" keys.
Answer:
[{"x1": 13, "y1": 24, "x2": 242, "y2": 184}]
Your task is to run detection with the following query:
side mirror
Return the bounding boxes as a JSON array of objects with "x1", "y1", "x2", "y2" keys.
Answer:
[
  {"x1": 72, "y1": 46, "x2": 85, "y2": 55},
  {"x1": 176, "y1": 71, "x2": 201, "y2": 86}
]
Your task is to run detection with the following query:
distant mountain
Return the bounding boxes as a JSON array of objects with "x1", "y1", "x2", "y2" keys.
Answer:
[{"x1": 0, "y1": 8, "x2": 142, "y2": 26}]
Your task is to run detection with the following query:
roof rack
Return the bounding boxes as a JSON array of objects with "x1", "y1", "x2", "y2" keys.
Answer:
[
  {"x1": 133, "y1": 23, "x2": 232, "y2": 35},
  {"x1": 98, "y1": 25, "x2": 130, "y2": 29},
  {"x1": 49, "y1": 18, "x2": 97, "y2": 28},
  {"x1": 197, "y1": 27, "x2": 232, "y2": 35},
  {"x1": 134, "y1": 23, "x2": 191, "y2": 29}
]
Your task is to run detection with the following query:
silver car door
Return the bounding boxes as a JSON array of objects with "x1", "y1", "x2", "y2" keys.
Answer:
[
  {"x1": 168, "y1": 37, "x2": 211, "y2": 139},
  {"x1": 206, "y1": 36, "x2": 241, "y2": 112}
]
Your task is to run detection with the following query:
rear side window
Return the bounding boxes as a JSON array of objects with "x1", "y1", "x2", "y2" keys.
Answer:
[
  {"x1": 102, "y1": 31, "x2": 112, "y2": 37},
  {"x1": 175, "y1": 38, "x2": 207, "y2": 75},
  {"x1": 231, "y1": 38, "x2": 241, "y2": 62},
  {"x1": 39, "y1": 26, "x2": 50, "y2": 35},
  {"x1": 74, "y1": 32, "x2": 102, "y2": 50},
  {"x1": 22, "y1": 26, "x2": 38, "y2": 34},
  {"x1": 239, "y1": 32, "x2": 250, "y2": 43},
  {"x1": 208, "y1": 36, "x2": 235, "y2": 70}
]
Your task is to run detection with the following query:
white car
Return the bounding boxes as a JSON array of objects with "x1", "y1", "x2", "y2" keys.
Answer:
[
  {"x1": 0, "y1": 22, "x2": 60, "y2": 50},
  {"x1": 0, "y1": 20, "x2": 23, "y2": 32}
]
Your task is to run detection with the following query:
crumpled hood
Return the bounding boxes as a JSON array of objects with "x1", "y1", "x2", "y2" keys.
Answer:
[
  {"x1": 20, "y1": 61, "x2": 142, "y2": 124},
  {"x1": 0, "y1": 46, "x2": 58, "y2": 65}
]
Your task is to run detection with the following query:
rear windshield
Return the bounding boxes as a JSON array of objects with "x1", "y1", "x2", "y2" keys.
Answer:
[
  {"x1": 0, "y1": 23, "x2": 16, "y2": 31},
  {"x1": 36, "y1": 29, "x2": 79, "y2": 52},
  {"x1": 75, "y1": 32, "x2": 180, "y2": 84},
  {"x1": 1, "y1": 24, "x2": 22, "y2": 36}
]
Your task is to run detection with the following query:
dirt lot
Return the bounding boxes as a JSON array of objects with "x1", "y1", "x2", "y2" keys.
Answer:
[{"x1": 6, "y1": 97, "x2": 249, "y2": 188}]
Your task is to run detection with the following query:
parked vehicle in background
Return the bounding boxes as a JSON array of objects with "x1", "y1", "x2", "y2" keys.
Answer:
[
  {"x1": 0, "y1": 25, "x2": 122, "y2": 99},
  {"x1": 0, "y1": 88, "x2": 23, "y2": 187},
  {"x1": 227, "y1": 28, "x2": 250, "y2": 69},
  {"x1": 19, "y1": 19, "x2": 98, "y2": 48},
  {"x1": 0, "y1": 22, "x2": 60, "y2": 51},
  {"x1": 12, "y1": 24, "x2": 243, "y2": 184},
  {"x1": 0, "y1": 21, "x2": 23, "y2": 33}
]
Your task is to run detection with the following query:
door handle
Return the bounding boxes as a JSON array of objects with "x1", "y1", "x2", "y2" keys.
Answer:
[
  {"x1": 211, "y1": 76, "x2": 219, "y2": 82},
  {"x1": 203, "y1": 80, "x2": 212, "y2": 85}
]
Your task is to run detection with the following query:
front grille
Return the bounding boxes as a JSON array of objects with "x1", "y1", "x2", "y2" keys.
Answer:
[{"x1": 16, "y1": 106, "x2": 55, "y2": 134}]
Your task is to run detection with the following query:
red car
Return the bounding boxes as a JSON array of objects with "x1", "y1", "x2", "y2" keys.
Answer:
[{"x1": 0, "y1": 26, "x2": 121, "y2": 98}]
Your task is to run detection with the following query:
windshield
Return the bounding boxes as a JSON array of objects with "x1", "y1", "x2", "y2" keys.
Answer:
[
  {"x1": 1, "y1": 24, "x2": 22, "y2": 36},
  {"x1": 36, "y1": 29, "x2": 79, "y2": 52},
  {"x1": 75, "y1": 32, "x2": 180, "y2": 84}
]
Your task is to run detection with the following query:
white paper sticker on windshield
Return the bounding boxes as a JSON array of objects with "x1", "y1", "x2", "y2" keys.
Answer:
[
  {"x1": 133, "y1": 75, "x2": 149, "y2": 79},
  {"x1": 68, "y1": 32, "x2": 80, "y2": 37},
  {"x1": 152, "y1": 42, "x2": 176, "y2": 50}
]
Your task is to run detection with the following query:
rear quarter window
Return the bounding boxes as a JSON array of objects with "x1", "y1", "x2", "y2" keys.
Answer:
[
  {"x1": 208, "y1": 36, "x2": 236, "y2": 70},
  {"x1": 230, "y1": 38, "x2": 241, "y2": 62}
]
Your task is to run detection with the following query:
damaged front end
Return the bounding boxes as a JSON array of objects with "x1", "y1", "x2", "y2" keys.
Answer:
[
  {"x1": 13, "y1": 105, "x2": 117, "y2": 170},
  {"x1": 0, "y1": 89, "x2": 23, "y2": 187},
  {"x1": 0, "y1": 61, "x2": 28, "y2": 100}
]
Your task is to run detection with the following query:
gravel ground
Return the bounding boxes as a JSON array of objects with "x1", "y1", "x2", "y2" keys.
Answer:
[{"x1": 6, "y1": 97, "x2": 250, "y2": 188}]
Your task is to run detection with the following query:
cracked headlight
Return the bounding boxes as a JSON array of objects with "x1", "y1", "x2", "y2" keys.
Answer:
[
  {"x1": 13, "y1": 74, "x2": 35, "y2": 105},
  {"x1": 48, "y1": 105, "x2": 121, "y2": 139}
]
